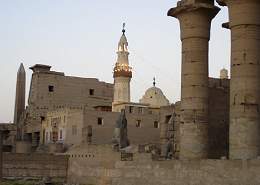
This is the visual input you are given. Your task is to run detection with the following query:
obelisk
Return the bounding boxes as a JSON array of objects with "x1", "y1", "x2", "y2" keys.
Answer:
[{"x1": 14, "y1": 63, "x2": 26, "y2": 140}]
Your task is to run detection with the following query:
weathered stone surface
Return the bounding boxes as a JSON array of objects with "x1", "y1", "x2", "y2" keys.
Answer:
[
  {"x1": 23, "y1": 64, "x2": 114, "y2": 136},
  {"x1": 218, "y1": 0, "x2": 260, "y2": 159},
  {"x1": 67, "y1": 146, "x2": 260, "y2": 185},
  {"x1": 2, "y1": 153, "x2": 68, "y2": 181},
  {"x1": 14, "y1": 63, "x2": 26, "y2": 140},
  {"x1": 168, "y1": 0, "x2": 220, "y2": 159}
]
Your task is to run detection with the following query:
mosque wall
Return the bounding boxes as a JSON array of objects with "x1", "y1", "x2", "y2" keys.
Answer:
[
  {"x1": 83, "y1": 108, "x2": 160, "y2": 145},
  {"x1": 41, "y1": 107, "x2": 161, "y2": 147}
]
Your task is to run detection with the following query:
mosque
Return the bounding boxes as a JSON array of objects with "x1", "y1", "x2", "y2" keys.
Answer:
[{"x1": 12, "y1": 25, "x2": 172, "y2": 152}]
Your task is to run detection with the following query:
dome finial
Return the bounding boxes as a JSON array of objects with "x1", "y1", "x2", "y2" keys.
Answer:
[
  {"x1": 122, "y1": 23, "x2": 126, "y2": 34},
  {"x1": 153, "y1": 77, "x2": 156, "y2": 87}
]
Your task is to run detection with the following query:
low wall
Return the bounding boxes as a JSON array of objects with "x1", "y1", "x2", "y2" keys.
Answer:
[
  {"x1": 3, "y1": 153, "x2": 68, "y2": 181},
  {"x1": 67, "y1": 146, "x2": 260, "y2": 185}
]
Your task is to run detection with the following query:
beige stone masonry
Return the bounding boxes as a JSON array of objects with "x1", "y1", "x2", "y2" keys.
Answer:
[
  {"x1": 218, "y1": 0, "x2": 260, "y2": 159},
  {"x1": 168, "y1": 0, "x2": 219, "y2": 159}
]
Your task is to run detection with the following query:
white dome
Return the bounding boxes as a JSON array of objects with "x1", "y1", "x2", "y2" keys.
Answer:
[{"x1": 139, "y1": 86, "x2": 170, "y2": 108}]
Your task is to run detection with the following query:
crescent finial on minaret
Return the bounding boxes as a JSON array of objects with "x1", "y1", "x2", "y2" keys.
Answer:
[{"x1": 122, "y1": 23, "x2": 126, "y2": 34}]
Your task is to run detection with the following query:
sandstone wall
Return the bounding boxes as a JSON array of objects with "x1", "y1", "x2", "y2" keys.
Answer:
[
  {"x1": 208, "y1": 78, "x2": 229, "y2": 158},
  {"x1": 3, "y1": 153, "x2": 68, "y2": 181},
  {"x1": 159, "y1": 78, "x2": 229, "y2": 159},
  {"x1": 24, "y1": 65, "x2": 113, "y2": 134},
  {"x1": 67, "y1": 146, "x2": 260, "y2": 185}
]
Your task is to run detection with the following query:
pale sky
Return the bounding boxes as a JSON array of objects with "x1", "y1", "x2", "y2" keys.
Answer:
[{"x1": 0, "y1": 1, "x2": 230, "y2": 123}]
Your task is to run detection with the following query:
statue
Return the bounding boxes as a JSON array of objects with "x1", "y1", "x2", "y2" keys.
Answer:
[
  {"x1": 87, "y1": 125, "x2": 92, "y2": 144},
  {"x1": 161, "y1": 138, "x2": 173, "y2": 159},
  {"x1": 112, "y1": 109, "x2": 130, "y2": 149}
]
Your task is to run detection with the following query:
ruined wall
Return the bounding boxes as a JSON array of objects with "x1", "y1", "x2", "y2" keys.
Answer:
[
  {"x1": 67, "y1": 145, "x2": 260, "y2": 185},
  {"x1": 160, "y1": 78, "x2": 229, "y2": 159},
  {"x1": 3, "y1": 153, "x2": 68, "y2": 181},
  {"x1": 0, "y1": 124, "x2": 16, "y2": 152}
]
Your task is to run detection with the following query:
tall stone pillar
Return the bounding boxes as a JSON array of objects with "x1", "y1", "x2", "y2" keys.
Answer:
[
  {"x1": 168, "y1": 0, "x2": 219, "y2": 159},
  {"x1": 217, "y1": 0, "x2": 260, "y2": 159},
  {"x1": 14, "y1": 63, "x2": 26, "y2": 140}
]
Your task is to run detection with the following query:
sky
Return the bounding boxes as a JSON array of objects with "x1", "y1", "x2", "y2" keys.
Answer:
[{"x1": 0, "y1": 0, "x2": 230, "y2": 123}]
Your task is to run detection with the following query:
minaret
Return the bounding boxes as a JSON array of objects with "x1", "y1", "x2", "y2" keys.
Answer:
[
  {"x1": 112, "y1": 24, "x2": 132, "y2": 111},
  {"x1": 14, "y1": 63, "x2": 26, "y2": 139}
]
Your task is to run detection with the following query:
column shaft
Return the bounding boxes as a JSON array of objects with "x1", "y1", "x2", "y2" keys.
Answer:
[
  {"x1": 180, "y1": 37, "x2": 209, "y2": 159},
  {"x1": 219, "y1": 0, "x2": 260, "y2": 159},
  {"x1": 168, "y1": 1, "x2": 219, "y2": 159}
]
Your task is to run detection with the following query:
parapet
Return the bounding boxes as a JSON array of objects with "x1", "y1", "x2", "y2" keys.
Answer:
[
  {"x1": 29, "y1": 64, "x2": 51, "y2": 73},
  {"x1": 29, "y1": 64, "x2": 65, "y2": 76}
]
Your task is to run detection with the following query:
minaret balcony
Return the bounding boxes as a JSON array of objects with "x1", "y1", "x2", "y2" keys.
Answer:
[{"x1": 113, "y1": 65, "x2": 132, "y2": 78}]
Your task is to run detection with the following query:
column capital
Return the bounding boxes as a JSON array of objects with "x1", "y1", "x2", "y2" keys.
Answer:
[
  {"x1": 168, "y1": 1, "x2": 220, "y2": 20},
  {"x1": 218, "y1": 0, "x2": 260, "y2": 28},
  {"x1": 168, "y1": 2, "x2": 219, "y2": 40},
  {"x1": 217, "y1": 0, "x2": 259, "y2": 7}
]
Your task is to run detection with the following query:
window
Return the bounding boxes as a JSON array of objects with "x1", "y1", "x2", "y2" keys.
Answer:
[
  {"x1": 97, "y1": 117, "x2": 103, "y2": 125},
  {"x1": 46, "y1": 132, "x2": 49, "y2": 142},
  {"x1": 89, "y1": 89, "x2": 94, "y2": 95},
  {"x1": 48, "y1": 85, "x2": 54, "y2": 92},
  {"x1": 59, "y1": 130, "x2": 63, "y2": 139},
  {"x1": 154, "y1": 121, "x2": 159, "y2": 128},
  {"x1": 136, "y1": 120, "x2": 141, "y2": 128},
  {"x1": 72, "y1": 125, "x2": 77, "y2": 135},
  {"x1": 138, "y1": 107, "x2": 143, "y2": 114},
  {"x1": 129, "y1": 106, "x2": 133, "y2": 113},
  {"x1": 52, "y1": 131, "x2": 58, "y2": 142},
  {"x1": 165, "y1": 115, "x2": 172, "y2": 124}
]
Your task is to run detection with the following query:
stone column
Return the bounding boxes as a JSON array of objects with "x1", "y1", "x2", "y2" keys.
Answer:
[
  {"x1": 217, "y1": 0, "x2": 260, "y2": 159},
  {"x1": 168, "y1": 0, "x2": 219, "y2": 159}
]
